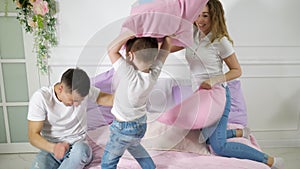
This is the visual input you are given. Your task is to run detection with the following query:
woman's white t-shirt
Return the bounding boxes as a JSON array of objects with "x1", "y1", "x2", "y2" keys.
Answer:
[
  {"x1": 27, "y1": 85, "x2": 100, "y2": 144},
  {"x1": 185, "y1": 31, "x2": 235, "y2": 91}
]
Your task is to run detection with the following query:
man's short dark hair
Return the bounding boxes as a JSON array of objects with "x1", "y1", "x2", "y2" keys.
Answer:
[{"x1": 60, "y1": 68, "x2": 90, "y2": 97}]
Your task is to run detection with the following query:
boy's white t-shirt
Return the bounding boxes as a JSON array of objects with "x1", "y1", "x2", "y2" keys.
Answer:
[
  {"x1": 185, "y1": 31, "x2": 235, "y2": 91},
  {"x1": 27, "y1": 85, "x2": 100, "y2": 144},
  {"x1": 112, "y1": 57, "x2": 163, "y2": 121}
]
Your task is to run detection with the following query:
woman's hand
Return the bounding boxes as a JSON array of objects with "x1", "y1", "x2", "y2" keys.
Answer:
[
  {"x1": 200, "y1": 79, "x2": 213, "y2": 90},
  {"x1": 200, "y1": 75, "x2": 227, "y2": 90}
]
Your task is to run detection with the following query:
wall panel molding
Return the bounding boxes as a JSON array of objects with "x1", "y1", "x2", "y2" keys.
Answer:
[
  {"x1": 0, "y1": 143, "x2": 38, "y2": 154},
  {"x1": 257, "y1": 138, "x2": 300, "y2": 148}
]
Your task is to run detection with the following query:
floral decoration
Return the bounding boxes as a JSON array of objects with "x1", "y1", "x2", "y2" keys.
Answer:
[{"x1": 14, "y1": 0, "x2": 58, "y2": 74}]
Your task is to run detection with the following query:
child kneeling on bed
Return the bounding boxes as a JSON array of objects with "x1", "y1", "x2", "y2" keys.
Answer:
[{"x1": 101, "y1": 31, "x2": 172, "y2": 169}]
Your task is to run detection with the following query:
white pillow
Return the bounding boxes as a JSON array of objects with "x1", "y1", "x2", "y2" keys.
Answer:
[{"x1": 142, "y1": 113, "x2": 210, "y2": 155}]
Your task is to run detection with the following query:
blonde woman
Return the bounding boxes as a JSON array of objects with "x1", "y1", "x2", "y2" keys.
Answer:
[{"x1": 172, "y1": 0, "x2": 284, "y2": 168}]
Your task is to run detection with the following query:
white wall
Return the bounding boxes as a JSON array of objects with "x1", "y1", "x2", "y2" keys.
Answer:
[
  {"x1": 46, "y1": 0, "x2": 300, "y2": 148},
  {"x1": 224, "y1": 0, "x2": 300, "y2": 147}
]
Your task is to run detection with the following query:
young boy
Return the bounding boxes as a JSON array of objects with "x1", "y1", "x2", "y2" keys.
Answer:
[{"x1": 101, "y1": 32, "x2": 172, "y2": 169}]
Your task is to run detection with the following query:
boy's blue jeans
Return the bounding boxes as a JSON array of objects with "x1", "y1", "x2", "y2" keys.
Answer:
[
  {"x1": 208, "y1": 86, "x2": 268, "y2": 164},
  {"x1": 30, "y1": 141, "x2": 92, "y2": 169},
  {"x1": 101, "y1": 115, "x2": 155, "y2": 169}
]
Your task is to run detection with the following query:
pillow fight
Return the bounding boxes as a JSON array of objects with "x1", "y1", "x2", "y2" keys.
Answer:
[{"x1": 26, "y1": 0, "x2": 284, "y2": 168}]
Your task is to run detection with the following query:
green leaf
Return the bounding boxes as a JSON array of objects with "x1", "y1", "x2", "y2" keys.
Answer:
[{"x1": 37, "y1": 15, "x2": 44, "y2": 29}]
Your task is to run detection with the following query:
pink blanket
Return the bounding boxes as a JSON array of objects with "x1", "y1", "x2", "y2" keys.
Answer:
[{"x1": 122, "y1": 0, "x2": 208, "y2": 47}]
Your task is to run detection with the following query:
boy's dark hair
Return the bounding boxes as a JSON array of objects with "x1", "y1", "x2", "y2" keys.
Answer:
[
  {"x1": 126, "y1": 37, "x2": 158, "y2": 53},
  {"x1": 60, "y1": 68, "x2": 90, "y2": 97},
  {"x1": 125, "y1": 37, "x2": 158, "y2": 63}
]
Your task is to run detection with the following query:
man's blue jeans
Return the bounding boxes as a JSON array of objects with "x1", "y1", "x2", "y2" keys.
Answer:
[
  {"x1": 31, "y1": 141, "x2": 92, "y2": 169},
  {"x1": 101, "y1": 115, "x2": 155, "y2": 169},
  {"x1": 208, "y1": 86, "x2": 268, "y2": 164}
]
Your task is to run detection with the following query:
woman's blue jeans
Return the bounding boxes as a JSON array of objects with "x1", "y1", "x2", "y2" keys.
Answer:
[
  {"x1": 101, "y1": 115, "x2": 155, "y2": 169},
  {"x1": 30, "y1": 141, "x2": 92, "y2": 169},
  {"x1": 208, "y1": 86, "x2": 269, "y2": 164}
]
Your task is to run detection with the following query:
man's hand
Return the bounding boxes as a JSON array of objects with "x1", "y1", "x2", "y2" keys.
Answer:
[{"x1": 53, "y1": 142, "x2": 70, "y2": 159}]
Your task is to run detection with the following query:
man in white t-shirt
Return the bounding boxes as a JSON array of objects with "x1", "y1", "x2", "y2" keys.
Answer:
[
  {"x1": 28, "y1": 68, "x2": 113, "y2": 169},
  {"x1": 101, "y1": 31, "x2": 172, "y2": 169}
]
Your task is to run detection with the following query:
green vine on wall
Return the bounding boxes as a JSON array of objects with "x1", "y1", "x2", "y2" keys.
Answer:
[
  {"x1": 4, "y1": 0, "x2": 9, "y2": 16},
  {"x1": 14, "y1": 0, "x2": 58, "y2": 74}
]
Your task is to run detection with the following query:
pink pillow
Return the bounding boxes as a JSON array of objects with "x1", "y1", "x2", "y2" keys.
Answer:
[
  {"x1": 122, "y1": 0, "x2": 208, "y2": 47},
  {"x1": 157, "y1": 85, "x2": 226, "y2": 129}
]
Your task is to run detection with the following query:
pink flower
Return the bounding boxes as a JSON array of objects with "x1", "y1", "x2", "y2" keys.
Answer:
[{"x1": 32, "y1": 0, "x2": 49, "y2": 16}]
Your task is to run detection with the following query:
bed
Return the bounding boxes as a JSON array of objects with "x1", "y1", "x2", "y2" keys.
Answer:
[
  {"x1": 83, "y1": 68, "x2": 270, "y2": 169},
  {"x1": 84, "y1": 123, "x2": 269, "y2": 169}
]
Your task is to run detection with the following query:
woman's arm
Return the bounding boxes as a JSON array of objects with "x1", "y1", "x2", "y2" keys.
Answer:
[
  {"x1": 200, "y1": 53, "x2": 242, "y2": 89},
  {"x1": 223, "y1": 53, "x2": 242, "y2": 81}
]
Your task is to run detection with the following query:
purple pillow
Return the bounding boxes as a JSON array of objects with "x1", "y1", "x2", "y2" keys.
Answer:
[
  {"x1": 227, "y1": 79, "x2": 248, "y2": 126},
  {"x1": 91, "y1": 68, "x2": 115, "y2": 94},
  {"x1": 172, "y1": 85, "x2": 193, "y2": 104},
  {"x1": 87, "y1": 68, "x2": 115, "y2": 130}
]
